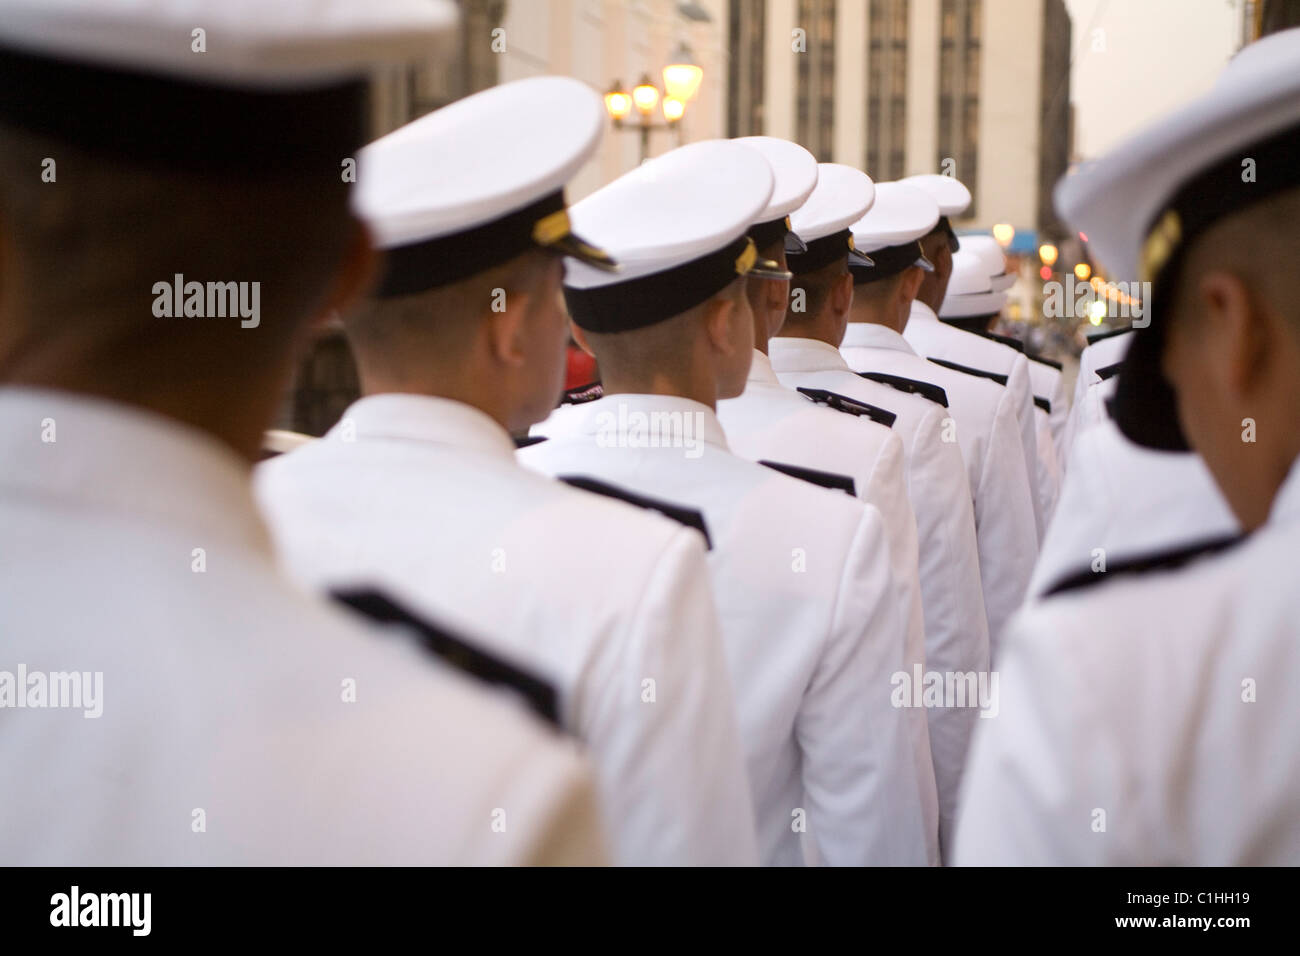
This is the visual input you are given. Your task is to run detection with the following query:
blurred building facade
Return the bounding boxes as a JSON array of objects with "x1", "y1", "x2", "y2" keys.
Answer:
[{"x1": 727, "y1": 0, "x2": 1072, "y2": 236}]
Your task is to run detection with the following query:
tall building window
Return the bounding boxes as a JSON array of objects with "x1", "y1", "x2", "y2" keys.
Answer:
[
  {"x1": 937, "y1": 0, "x2": 980, "y2": 217},
  {"x1": 866, "y1": 0, "x2": 909, "y2": 180},
  {"x1": 795, "y1": 0, "x2": 837, "y2": 160},
  {"x1": 727, "y1": 0, "x2": 767, "y2": 136}
]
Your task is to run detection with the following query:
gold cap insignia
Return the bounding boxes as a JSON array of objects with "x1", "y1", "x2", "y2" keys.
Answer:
[{"x1": 1140, "y1": 209, "x2": 1182, "y2": 284}]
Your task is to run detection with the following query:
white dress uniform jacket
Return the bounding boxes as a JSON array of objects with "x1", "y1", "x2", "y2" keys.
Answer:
[
  {"x1": 1072, "y1": 329, "x2": 1132, "y2": 413},
  {"x1": 1029, "y1": 419, "x2": 1239, "y2": 598},
  {"x1": 904, "y1": 300, "x2": 1048, "y2": 540},
  {"x1": 1031, "y1": 403, "x2": 1063, "y2": 522},
  {"x1": 1064, "y1": 330, "x2": 1132, "y2": 455},
  {"x1": 0, "y1": 388, "x2": 604, "y2": 866},
  {"x1": 524, "y1": 394, "x2": 935, "y2": 866},
  {"x1": 1061, "y1": 375, "x2": 1118, "y2": 456},
  {"x1": 767, "y1": 336, "x2": 988, "y2": 856},
  {"x1": 256, "y1": 393, "x2": 757, "y2": 866},
  {"x1": 717, "y1": 349, "x2": 928, "y2": 687},
  {"x1": 956, "y1": 461, "x2": 1300, "y2": 865},
  {"x1": 840, "y1": 322, "x2": 1037, "y2": 652},
  {"x1": 1025, "y1": 355, "x2": 1069, "y2": 464}
]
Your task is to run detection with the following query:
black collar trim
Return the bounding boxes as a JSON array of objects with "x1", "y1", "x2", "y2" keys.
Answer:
[
  {"x1": 759, "y1": 460, "x2": 857, "y2": 496},
  {"x1": 557, "y1": 475, "x2": 712, "y2": 549},
  {"x1": 796, "y1": 387, "x2": 896, "y2": 427},
  {"x1": 331, "y1": 588, "x2": 560, "y2": 727},
  {"x1": 926, "y1": 356, "x2": 1008, "y2": 387},
  {"x1": 856, "y1": 370, "x2": 949, "y2": 407},
  {"x1": 1043, "y1": 534, "x2": 1246, "y2": 598}
]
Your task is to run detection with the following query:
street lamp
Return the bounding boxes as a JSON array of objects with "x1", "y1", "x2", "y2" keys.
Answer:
[
  {"x1": 663, "y1": 44, "x2": 704, "y2": 101},
  {"x1": 604, "y1": 82, "x2": 632, "y2": 122},
  {"x1": 605, "y1": 66, "x2": 697, "y2": 162},
  {"x1": 631, "y1": 74, "x2": 660, "y2": 115}
]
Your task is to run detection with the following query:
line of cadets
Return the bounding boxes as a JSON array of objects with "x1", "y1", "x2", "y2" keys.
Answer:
[
  {"x1": 257, "y1": 74, "x2": 1077, "y2": 865},
  {"x1": 12, "y1": 0, "x2": 1296, "y2": 866}
]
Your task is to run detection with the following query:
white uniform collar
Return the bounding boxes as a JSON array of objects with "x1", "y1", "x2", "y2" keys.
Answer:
[
  {"x1": 908, "y1": 299, "x2": 940, "y2": 324},
  {"x1": 768, "y1": 336, "x2": 853, "y2": 373},
  {"x1": 841, "y1": 321, "x2": 918, "y2": 355},
  {"x1": 545, "y1": 393, "x2": 730, "y2": 451},
  {"x1": 748, "y1": 349, "x2": 782, "y2": 385},
  {"x1": 1268, "y1": 456, "x2": 1300, "y2": 527},
  {"x1": 0, "y1": 386, "x2": 271, "y2": 557},
  {"x1": 329, "y1": 393, "x2": 516, "y2": 461}
]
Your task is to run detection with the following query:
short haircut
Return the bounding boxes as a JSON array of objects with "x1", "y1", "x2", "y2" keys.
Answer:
[
  {"x1": 344, "y1": 249, "x2": 554, "y2": 362},
  {"x1": 581, "y1": 276, "x2": 746, "y2": 374},
  {"x1": 1171, "y1": 185, "x2": 1300, "y2": 333},
  {"x1": 786, "y1": 258, "x2": 846, "y2": 325}
]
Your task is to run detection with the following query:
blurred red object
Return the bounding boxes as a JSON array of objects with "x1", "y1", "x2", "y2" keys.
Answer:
[{"x1": 564, "y1": 343, "x2": 598, "y2": 390}]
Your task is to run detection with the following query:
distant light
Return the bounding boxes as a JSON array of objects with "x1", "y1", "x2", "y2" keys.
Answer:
[
  {"x1": 632, "y1": 74, "x2": 660, "y2": 115},
  {"x1": 1039, "y1": 265, "x2": 1052, "y2": 280},
  {"x1": 1088, "y1": 300, "x2": 1107, "y2": 324},
  {"x1": 1079, "y1": 231, "x2": 1088, "y2": 243},
  {"x1": 604, "y1": 83, "x2": 632, "y2": 121},
  {"x1": 1038, "y1": 243, "x2": 1059, "y2": 266},
  {"x1": 663, "y1": 46, "x2": 704, "y2": 101},
  {"x1": 662, "y1": 96, "x2": 685, "y2": 122},
  {"x1": 992, "y1": 223, "x2": 1015, "y2": 247},
  {"x1": 1075, "y1": 262, "x2": 1092, "y2": 281}
]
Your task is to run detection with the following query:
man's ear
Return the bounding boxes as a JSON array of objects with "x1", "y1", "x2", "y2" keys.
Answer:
[
  {"x1": 702, "y1": 292, "x2": 739, "y2": 355},
  {"x1": 1199, "y1": 270, "x2": 1267, "y2": 399},
  {"x1": 484, "y1": 283, "x2": 534, "y2": 368},
  {"x1": 900, "y1": 265, "x2": 926, "y2": 302},
  {"x1": 829, "y1": 270, "x2": 854, "y2": 318},
  {"x1": 309, "y1": 219, "x2": 379, "y2": 333},
  {"x1": 764, "y1": 276, "x2": 789, "y2": 314}
]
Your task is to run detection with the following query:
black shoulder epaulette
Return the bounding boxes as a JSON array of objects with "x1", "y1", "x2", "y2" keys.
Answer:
[
  {"x1": 331, "y1": 588, "x2": 561, "y2": 728},
  {"x1": 758, "y1": 460, "x2": 856, "y2": 497},
  {"x1": 1085, "y1": 324, "x2": 1133, "y2": 344},
  {"x1": 514, "y1": 434, "x2": 548, "y2": 449},
  {"x1": 1026, "y1": 352, "x2": 1063, "y2": 371},
  {"x1": 1095, "y1": 361, "x2": 1123, "y2": 381},
  {"x1": 796, "y1": 386, "x2": 896, "y2": 427},
  {"x1": 855, "y1": 370, "x2": 949, "y2": 408},
  {"x1": 1043, "y1": 534, "x2": 1245, "y2": 599},
  {"x1": 927, "y1": 356, "x2": 1008, "y2": 386},
  {"x1": 1033, "y1": 396, "x2": 1051, "y2": 413},
  {"x1": 977, "y1": 329, "x2": 1025, "y2": 352},
  {"x1": 557, "y1": 475, "x2": 712, "y2": 549},
  {"x1": 559, "y1": 380, "x2": 603, "y2": 406}
]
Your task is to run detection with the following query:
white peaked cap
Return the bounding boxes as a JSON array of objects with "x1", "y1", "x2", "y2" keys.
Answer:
[
  {"x1": 1056, "y1": 26, "x2": 1300, "y2": 284},
  {"x1": 1054, "y1": 27, "x2": 1300, "y2": 453},
  {"x1": 940, "y1": 249, "x2": 1007, "y2": 317},
  {"x1": 0, "y1": 0, "x2": 458, "y2": 87},
  {"x1": 945, "y1": 248, "x2": 994, "y2": 296},
  {"x1": 357, "y1": 76, "x2": 606, "y2": 250},
  {"x1": 734, "y1": 137, "x2": 820, "y2": 223},
  {"x1": 564, "y1": 140, "x2": 773, "y2": 289},
  {"x1": 902, "y1": 173, "x2": 972, "y2": 218},
  {"x1": 790, "y1": 163, "x2": 875, "y2": 242},
  {"x1": 561, "y1": 140, "x2": 775, "y2": 332},
  {"x1": 850, "y1": 182, "x2": 940, "y2": 252},
  {"x1": 958, "y1": 234, "x2": 1015, "y2": 291}
]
